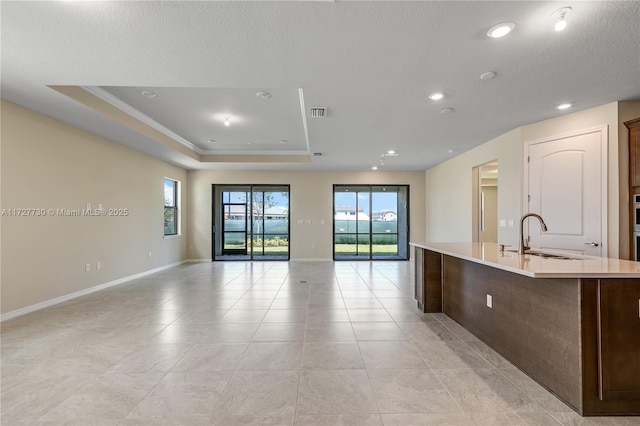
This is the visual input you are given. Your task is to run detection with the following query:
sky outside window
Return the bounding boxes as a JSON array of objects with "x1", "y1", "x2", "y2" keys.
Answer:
[{"x1": 335, "y1": 192, "x2": 397, "y2": 213}]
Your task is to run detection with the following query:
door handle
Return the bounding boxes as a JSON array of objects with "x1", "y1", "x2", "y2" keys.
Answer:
[{"x1": 584, "y1": 242, "x2": 600, "y2": 247}]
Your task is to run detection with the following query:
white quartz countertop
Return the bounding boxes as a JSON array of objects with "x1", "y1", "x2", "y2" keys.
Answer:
[{"x1": 410, "y1": 242, "x2": 640, "y2": 278}]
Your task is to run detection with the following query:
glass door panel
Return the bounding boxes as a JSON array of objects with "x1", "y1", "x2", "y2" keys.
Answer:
[
  {"x1": 250, "y1": 188, "x2": 289, "y2": 259},
  {"x1": 334, "y1": 186, "x2": 371, "y2": 259},
  {"x1": 372, "y1": 187, "x2": 399, "y2": 259},
  {"x1": 334, "y1": 190, "x2": 358, "y2": 257},
  {"x1": 260, "y1": 190, "x2": 289, "y2": 258}
]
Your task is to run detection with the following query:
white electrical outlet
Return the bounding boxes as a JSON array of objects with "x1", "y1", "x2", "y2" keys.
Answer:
[
  {"x1": 320, "y1": 219, "x2": 326, "y2": 225},
  {"x1": 311, "y1": 243, "x2": 316, "y2": 250},
  {"x1": 499, "y1": 219, "x2": 506, "y2": 227},
  {"x1": 508, "y1": 220, "x2": 515, "y2": 227},
  {"x1": 487, "y1": 294, "x2": 493, "y2": 308},
  {"x1": 96, "y1": 261, "x2": 101, "y2": 270},
  {"x1": 85, "y1": 263, "x2": 91, "y2": 272},
  {"x1": 148, "y1": 251, "x2": 152, "y2": 258}
]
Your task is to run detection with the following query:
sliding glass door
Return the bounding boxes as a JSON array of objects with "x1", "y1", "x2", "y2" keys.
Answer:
[
  {"x1": 213, "y1": 185, "x2": 290, "y2": 260},
  {"x1": 333, "y1": 185, "x2": 409, "y2": 260}
]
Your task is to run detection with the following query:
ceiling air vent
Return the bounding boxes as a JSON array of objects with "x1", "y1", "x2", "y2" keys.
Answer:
[
  {"x1": 313, "y1": 152, "x2": 324, "y2": 157},
  {"x1": 309, "y1": 107, "x2": 327, "y2": 118}
]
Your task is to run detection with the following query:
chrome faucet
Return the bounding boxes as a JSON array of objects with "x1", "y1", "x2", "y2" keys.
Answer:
[{"x1": 519, "y1": 213, "x2": 548, "y2": 254}]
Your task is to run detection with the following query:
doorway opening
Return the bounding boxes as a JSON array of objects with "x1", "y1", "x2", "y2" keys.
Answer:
[
  {"x1": 333, "y1": 185, "x2": 409, "y2": 260},
  {"x1": 472, "y1": 161, "x2": 498, "y2": 243},
  {"x1": 212, "y1": 184, "x2": 290, "y2": 260}
]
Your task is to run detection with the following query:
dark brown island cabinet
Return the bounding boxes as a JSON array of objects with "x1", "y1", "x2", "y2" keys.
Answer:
[{"x1": 411, "y1": 242, "x2": 640, "y2": 416}]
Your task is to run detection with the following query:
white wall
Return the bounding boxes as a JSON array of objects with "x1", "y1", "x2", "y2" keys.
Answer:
[
  {"x1": 1, "y1": 101, "x2": 188, "y2": 314},
  {"x1": 425, "y1": 101, "x2": 640, "y2": 258},
  {"x1": 426, "y1": 128, "x2": 522, "y2": 244},
  {"x1": 187, "y1": 170, "x2": 425, "y2": 261}
]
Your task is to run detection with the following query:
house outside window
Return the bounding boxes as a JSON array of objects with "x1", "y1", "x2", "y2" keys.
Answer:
[{"x1": 164, "y1": 178, "x2": 179, "y2": 236}]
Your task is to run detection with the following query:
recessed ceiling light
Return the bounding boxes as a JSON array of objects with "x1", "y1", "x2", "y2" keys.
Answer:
[
  {"x1": 279, "y1": 140, "x2": 288, "y2": 144},
  {"x1": 140, "y1": 90, "x2": 157, "y2": 98},
  {"x1": 440, "y1": 107, "x2": 454, "y2": 114},
  {"x1": 487, "y1": 22, "x2": 515, "y2": 38},
  {"x1": 448, "y1": 149, "x2": 457, "y2": 154},
  {"x1": 552, "y1": 7, "x2": 572, "y2": 32},
  {"x1": 556, "y1": 103, "x2": 572, "y2": 110},
  {"x1": 429, "y1": 92, "x2": 444, "y2": 100},
  {"x1": 224, "y1": 117, "x2": 231, "y2": 126},
  {"x1": 480, "y1": 71, "x2": 497, "y2": 80},
  {"x1": 387, "y1": 150, "x2": 396, "y2": 155},
  {"x1": 208, "y1": 139, "x2": 216, "y2": 144},
  {"x1": 372, "y1": 166, "x2": 378, "y2": 170},
  {"x1": 256, "y1": 91, "x2": 271, "y2": 99}
]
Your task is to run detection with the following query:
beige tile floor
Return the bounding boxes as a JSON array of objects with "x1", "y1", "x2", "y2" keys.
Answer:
[{"x1": 2, "y1": 261, "x2": 639, "y2": 425}]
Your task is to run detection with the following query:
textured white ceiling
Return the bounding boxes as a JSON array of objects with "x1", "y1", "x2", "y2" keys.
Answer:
[{"x1": 2, "y1": 1, "x2": 639, "y2": 171}]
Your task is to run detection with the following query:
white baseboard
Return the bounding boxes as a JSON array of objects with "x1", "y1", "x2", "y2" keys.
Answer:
[
  {"x1": 1, "y1": 260, "x2": 187, "y2": 322},
  {"x1": 186, "y1": 258, "x2": 213, "y2": 263}
]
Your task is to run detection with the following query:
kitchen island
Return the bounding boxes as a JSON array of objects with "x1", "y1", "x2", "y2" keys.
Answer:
[{"x1": 410, "y1": 242, "x2": 640, "y2": 416}]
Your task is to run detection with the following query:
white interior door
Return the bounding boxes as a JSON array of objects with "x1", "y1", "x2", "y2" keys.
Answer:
[{"x1": 526, "y1": 127, "x2": 607, "y2": 256}]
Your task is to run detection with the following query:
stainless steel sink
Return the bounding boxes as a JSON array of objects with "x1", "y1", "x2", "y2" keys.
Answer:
[
  {"x1": 526, "y1": 251, "x2": 583, "y2": 260},
  {"x1": 503, "y1": 248, "x2": 585, "y2": 260}
]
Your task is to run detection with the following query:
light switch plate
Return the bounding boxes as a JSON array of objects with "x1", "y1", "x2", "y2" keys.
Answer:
[{"x1": 486, "y1": 294, "x2": 493, "y2": 308}]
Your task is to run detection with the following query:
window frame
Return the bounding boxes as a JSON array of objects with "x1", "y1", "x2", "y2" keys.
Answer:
[{"x1": 164, "y1": 178, "x2": 179, "y2": 237}]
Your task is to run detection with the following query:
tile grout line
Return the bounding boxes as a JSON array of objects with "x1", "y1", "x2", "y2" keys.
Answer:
[{"x1": 292, "y1": 271, "x2": 313, "y2": 424}]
